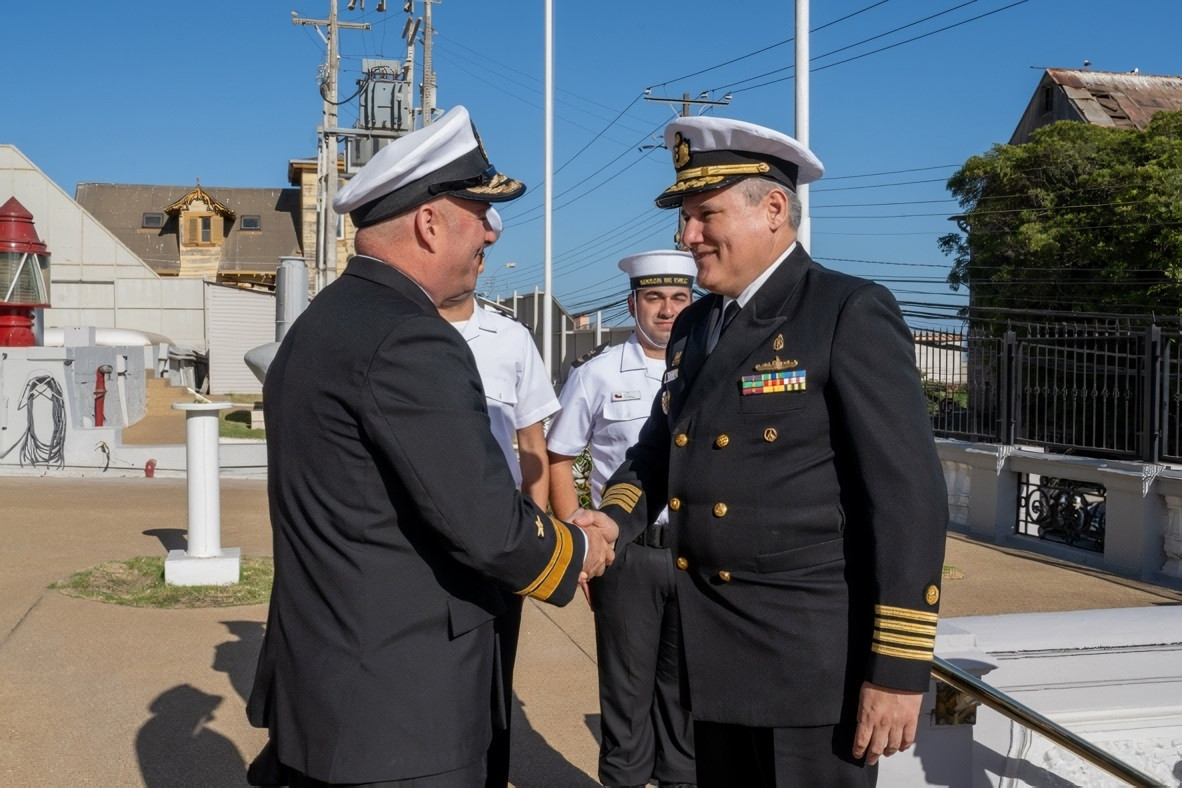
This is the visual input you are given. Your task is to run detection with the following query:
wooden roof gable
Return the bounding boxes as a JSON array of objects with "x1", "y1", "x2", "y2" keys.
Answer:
[{"x1": 164, "y1": 181, "x2": 237, "y2": 220}]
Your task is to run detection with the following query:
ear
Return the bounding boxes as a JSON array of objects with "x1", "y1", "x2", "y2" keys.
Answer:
[
  {"x1": 626, "y1": 293, "x2": 637, "y2": 320},
  {"x1": 414, "y1": 202, "x2": 445, "y2": 252},
  {"x1": 764, "y1": 187, "x2": 790, "y2": 232}
]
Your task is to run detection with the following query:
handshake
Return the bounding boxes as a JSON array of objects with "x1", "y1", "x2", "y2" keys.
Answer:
[{"x1": 569, "y1": 508, "x2": 620, "y2": 600}]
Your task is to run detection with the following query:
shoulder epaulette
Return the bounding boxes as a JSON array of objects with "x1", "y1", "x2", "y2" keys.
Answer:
[{"x1": 571, "y1": 342, "x2": 610, "y2": 369}]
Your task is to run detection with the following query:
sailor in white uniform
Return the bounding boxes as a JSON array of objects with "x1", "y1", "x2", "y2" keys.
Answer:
[
  {"x1": 547, "y1": 250, "x2": 697, "y2": 788},
  {"x1": 440, "y1": 207, "x2": 559, "y2": 787}
]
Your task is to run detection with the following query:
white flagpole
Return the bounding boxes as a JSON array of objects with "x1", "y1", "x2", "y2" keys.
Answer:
[
  {"x1": 543, "y1": 0, "x2": 555, "y2": 379},
  {"x1": 795, "y1": 0, "x2": 811, "y2": 250}
]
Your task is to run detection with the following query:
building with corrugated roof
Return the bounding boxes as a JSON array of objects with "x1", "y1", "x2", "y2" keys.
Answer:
[{"x1": 1011, "y1": 68, "x2": 1182, "y2": 144}]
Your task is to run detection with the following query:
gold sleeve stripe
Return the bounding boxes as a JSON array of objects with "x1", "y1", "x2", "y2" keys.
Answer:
[
  {"x1": 874, "y1": 629, "x2": 936, "y2": 649},
  {"x1": 600, "y1": 484, "x2": 642, "y2": 513},
  {"x1": 876, "y1": 619, "x2": 938, "y2": 636},
  {"x1": 875, "y1": 604, "x2": 939, "y2": 623},
  {"x1": 871, "y1": 642, "x2": 934, "y2": 661},
  {"x1": 516, "y1": 520, "x2": 573, "y2": 601}
]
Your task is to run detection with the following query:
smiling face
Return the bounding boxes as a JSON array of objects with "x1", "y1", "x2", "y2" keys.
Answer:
[
  {"x1": 629, "y1": 285, "x2": 692, "y2": 356},
  {"x1": 678, "y1": 181, "x2": 795, "y2": 298},
  {"x1": 430, "y1": 196, "x2": 498, "y2": 307}
]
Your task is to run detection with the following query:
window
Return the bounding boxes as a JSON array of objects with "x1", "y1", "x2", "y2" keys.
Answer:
[
  {"x1": 183, "y1": 211, "x2": 222, "y2": 247},
  {"x1": 142, "y1": 212, "x2": 165, "y2": 229},
  {"x1": 241, "y1": 215, "x2": 262, "y2": 231},
  {"x1": 1042, "y1": 86, "x2": 1053, "y2": 113}
]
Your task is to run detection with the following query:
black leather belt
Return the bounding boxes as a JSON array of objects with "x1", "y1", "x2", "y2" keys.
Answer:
[{"x1": 633, "y1": 522, "x2": 668, "y2": 549}]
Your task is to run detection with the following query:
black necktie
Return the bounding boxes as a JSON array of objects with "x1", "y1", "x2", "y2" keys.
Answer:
[
  {"x1": 720, "y1": 301, "x2": 740, "y2": 335},
  {"x1": 709, "y1": 301, "x2": 740, "y2": 352}
]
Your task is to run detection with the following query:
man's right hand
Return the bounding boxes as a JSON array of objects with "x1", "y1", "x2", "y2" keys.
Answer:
[
  {"x1": 580, "y1": 526, "x2": 614, "y2": 579},
  {"x1": 571, "y1": 508, "x2": 621, "y2": 547}
]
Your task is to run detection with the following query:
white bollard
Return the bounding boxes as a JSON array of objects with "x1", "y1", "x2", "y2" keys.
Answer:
[{"x1": 164, "y1": 401, "x2": 241, "y2": 585}]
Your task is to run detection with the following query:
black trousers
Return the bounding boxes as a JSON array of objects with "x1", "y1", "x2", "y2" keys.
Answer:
[
  {"x1": 591, "y1": 543, "x2": 696, "y2": 787},
  {"x1": 285, "y1": 758, "x2": 485, "y2": 787},
  {"x1": 485, "y1": 593, "x2": 523, "y2": 788},
  {"x1": 694, "y1": 720, "x2": 876, "y2": 788}
]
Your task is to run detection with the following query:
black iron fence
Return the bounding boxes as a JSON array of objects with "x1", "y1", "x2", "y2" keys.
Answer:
[
  {"x1": 916, "y1": 318, "x2": 1182, "y2": 464},
  {"x1": 1015, "y1": 474, "x2": 1107, "y2": 553}
]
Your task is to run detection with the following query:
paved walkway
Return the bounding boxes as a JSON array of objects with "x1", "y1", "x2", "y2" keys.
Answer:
[{"x1": 1, "y1": 475, "x2": 1179, "y2": 786}]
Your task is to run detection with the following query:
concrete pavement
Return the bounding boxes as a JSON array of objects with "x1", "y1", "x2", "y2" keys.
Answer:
[{"x1": 1, "y1": 475, "x2": 1179, "y2": 786}]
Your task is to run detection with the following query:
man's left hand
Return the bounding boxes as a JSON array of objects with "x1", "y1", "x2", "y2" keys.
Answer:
[{"x1": 851, "y1": 681, "x2": 923, "y2": 765}]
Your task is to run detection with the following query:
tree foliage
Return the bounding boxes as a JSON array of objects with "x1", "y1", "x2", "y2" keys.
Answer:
[{"x1": 939, "y1": 111, "x2": 1182, "y2": 317}]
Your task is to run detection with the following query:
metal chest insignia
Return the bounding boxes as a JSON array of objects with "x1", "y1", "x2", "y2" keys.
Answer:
[
  {"x1": 772, "y1": 334, "x2": 784, "y2": 351},
  {"x1": 673, "y1": 350, "x2": 683, "y2": 367},
  {"x1": 754, "y1": 356, "x2": 798, "y2": 372},
  {"x1": 661, "y1": 390, "x2": 671, "y2": 414},
  {"x1": 536, "y1": 516, "x2": 545, "y2": 538}
]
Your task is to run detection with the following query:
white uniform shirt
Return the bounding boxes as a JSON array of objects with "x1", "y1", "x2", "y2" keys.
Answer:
[
  {"x1": 452, "y1": 305, "x2": 559, "y2": 486},
  {"x1": 548, "y1": 333, "x2": 665, "y2": 519}
]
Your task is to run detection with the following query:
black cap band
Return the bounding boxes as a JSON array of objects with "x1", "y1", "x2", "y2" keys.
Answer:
[{"x1": 629, "y1": 274, "x2": 693, "y2": 290}]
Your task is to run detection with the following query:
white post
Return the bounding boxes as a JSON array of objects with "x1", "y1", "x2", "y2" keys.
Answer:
[
  {"x1": 164, "y1": 401, "x2": 241, "y2": 585},
  {"x1": 795, "y1": 0, "x2": 811, "y2": 250}
]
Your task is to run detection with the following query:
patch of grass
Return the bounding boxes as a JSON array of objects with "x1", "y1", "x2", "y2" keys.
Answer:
[
  {"x1": 942, "y1": 564, "x2": 965, "y2": 580},
  {"x1": 52, "y1": 555, "x2": 273, "y2": 608},
  {"x1": 220, "y1": 407, "x2": 265, "y2": 439}
]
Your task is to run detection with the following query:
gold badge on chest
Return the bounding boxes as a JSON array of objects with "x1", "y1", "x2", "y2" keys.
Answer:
[
  {"x1": 672, "y1": 350, "x2": 683, "y2": 367},
  {"x1": 772, "y1": 334, "x2": 784, "y2": 351},
  {"x1": 661, "y1": 390, "x2": 671, "y2": 414}
]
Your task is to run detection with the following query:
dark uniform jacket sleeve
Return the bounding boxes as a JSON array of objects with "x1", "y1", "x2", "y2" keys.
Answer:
[{"x1": 828, "y1": 282, "x2": 947, "y2": 692}]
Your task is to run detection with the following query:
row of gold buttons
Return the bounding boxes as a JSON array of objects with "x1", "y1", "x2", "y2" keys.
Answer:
[
  {"x1": 674, "y1": 556, "x2": 731, "y2": 583},
  {"x1": 673, "y1": 430, "x2": 779, "y2": 446}
]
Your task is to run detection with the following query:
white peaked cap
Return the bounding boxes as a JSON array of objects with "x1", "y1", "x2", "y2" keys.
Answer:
[
  {"x1": 655, "y1": 115, "x2": 823, "y2": 208},
  {"x1": 334, "y1": 105, "x2": 525, "y2": 226}
]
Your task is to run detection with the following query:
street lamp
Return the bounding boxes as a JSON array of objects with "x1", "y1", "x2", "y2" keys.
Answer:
[{"x1": 481, "y1": 262, "x2": 516, "y2": 300}]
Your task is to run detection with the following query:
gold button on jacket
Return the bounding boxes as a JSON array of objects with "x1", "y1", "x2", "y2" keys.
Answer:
[
  {"x1": 714, "y1": 434, "x2": 730, "y2": 448},
  {"x1": 676, "y1": 556, "x2": 689, "y2": 570},
  {"x1": 712, "y1": 502, "x2": 728, "y2": 517},
  {"x1": 674, "y1": 433, "x2": 689, "y2": 447},
  {"x1": 718, "y1": 570, "x2": 732, "y2": 582},
  {"x1": 669, "y1": 497, "x2": 682, "y2": 511}
]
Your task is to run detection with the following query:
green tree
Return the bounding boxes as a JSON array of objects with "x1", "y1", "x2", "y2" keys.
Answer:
[{"x1": 939, "y1": 111, "x2": 1182, "y2": 317}]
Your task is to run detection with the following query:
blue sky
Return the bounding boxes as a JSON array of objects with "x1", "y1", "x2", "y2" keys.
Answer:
[{"x1": 5, "y1": 1, "x2": 1180, "y2": 328}]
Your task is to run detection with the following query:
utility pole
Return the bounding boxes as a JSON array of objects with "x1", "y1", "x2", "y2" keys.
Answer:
[
  {"x1": 420, "y1": 0, "x2": 440, "y2": 125},
  {"x1": 293, "y1": 3, "x2": 370, "y2": 294},
  {"x1": 643, "y1": 92, "x2": 731, "y2": 248}
]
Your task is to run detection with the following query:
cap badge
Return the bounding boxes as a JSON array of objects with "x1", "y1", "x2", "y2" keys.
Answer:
[
  {"x1": 925, "y1": 584, "x2": 940, "y2": 606},
  {"x1": 672, "y1": 132, "x2": 691, "y2": 170},
  {"x1": 754, "y1": 356, "x2": 798, "y2": 372},
  {"x1": 772, "y1": 334, "x2": 784, "y2": 351}
]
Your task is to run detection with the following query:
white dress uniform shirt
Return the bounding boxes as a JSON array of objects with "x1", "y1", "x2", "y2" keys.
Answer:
[
  {"x1": 452, "y1": 305, "x2": 559, "y2": 486},
  {"x1": 548, "y1": 333, "x2": 666, "y2": 522}
]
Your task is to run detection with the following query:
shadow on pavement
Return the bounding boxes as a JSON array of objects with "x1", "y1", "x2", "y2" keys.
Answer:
[
  {"x1": 510, "y1": 695, "x2": 598, "y2": 787},
  {"x1": 143, "y1": 528, "x2": 187, "y2": 552},
  {"x1": 136, "y1": 683, "x2": 245, "y2": 787}
]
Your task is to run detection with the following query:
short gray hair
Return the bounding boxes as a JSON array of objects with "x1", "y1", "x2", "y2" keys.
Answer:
[{"x1": 737, "y1": 177, "x2": 801, "y2": 230}]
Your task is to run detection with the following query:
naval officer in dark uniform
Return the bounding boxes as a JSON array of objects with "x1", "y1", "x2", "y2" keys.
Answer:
[
  {"x1": 246, "y1": 105, "x2": 612, "y2": 787},
  {"x1": 583, "y1": 115, "x2": 949, "y2": 786}
]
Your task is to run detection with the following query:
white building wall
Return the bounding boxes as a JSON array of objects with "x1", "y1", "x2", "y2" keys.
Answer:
[
  {"x1": 205, "y1": 283, "x2": 274, "y2": 395},
  {"x1": 0, "y1": 145, "x2": 207, "y2": 349}
]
